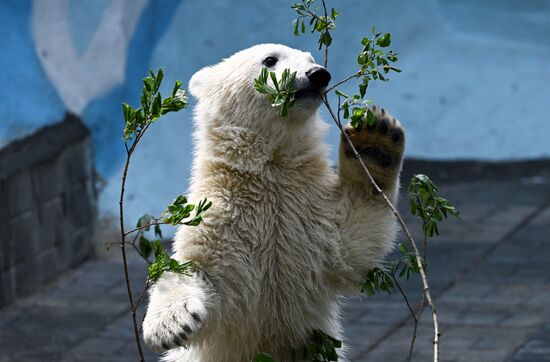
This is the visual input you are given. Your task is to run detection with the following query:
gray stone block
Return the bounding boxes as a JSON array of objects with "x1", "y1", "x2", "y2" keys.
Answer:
[
  {"x1": 37, "y1": 197, "x2": 65, "y2": 253},
  {"x1": 37, "y1": 246, "x2": 60, "y2": 284},
  {"x1": 9, "y1": 212, "x2": 37, "y2": 265},
  {"x1": 13, "y1": 260, "x2": 38, "y2": 298},
  {"x1": 0, "y1": 270, "x2": 14, "y2": 307},
  {"x1": 68, "y1": 181, "x2": 95, "y2": 228},
  {"x1": 7, "y1": 171, "x2": 33, "y2": 217},
  {"x1": 65, "y1": 140, "x2": 94, "y2": 183},
  {"x1": 31, "y1": 157, "x2": 67, "y2": 203}
]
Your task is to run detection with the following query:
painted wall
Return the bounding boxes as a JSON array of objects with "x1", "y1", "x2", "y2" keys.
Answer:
[{"x1": 2, "y1": 0, "x2": 550, "y2": 222}]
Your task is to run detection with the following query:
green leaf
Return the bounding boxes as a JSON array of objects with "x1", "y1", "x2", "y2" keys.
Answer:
[
  {"x1": 122, "y1": 103, "x2": 133, "y2": 124},
  {"x1": 342, "y1": 102, "x2": 349, "y2": 119},
  {"x1": 136, "y1": 214, "x2": 155, "y2": 231},
  {"x1": 172, "y1": 80, "x2": 182, "y2": 97},
  {"x1": 147, "y1": 246, "x2": 194, "y2": 283},
  {"x1": 143, "y1": 77, "x2": 154, "y2": 92},
  {"x1": 151, "y1": 92, "x2": 162, "y2": 119},
  {"x1": 270, "y1": 71, "x2": 280, "y2": 92},
  {"x1": 376, "y1": 33, "x2": 392, "y2": 47},
  {"x1": 350, "y1": 107, "x2": 366, "y2": 129},
  {"x1": 154, "y1": 224, "x2": 162, "y2": 239},
  {"x1": 254, "y1": 67, "x2": 297, "y2": 117},
  {"x1": 398, "y1": 242, "x2": 407, "y2": 254},
  {"x1": 359, "y1": 82, "x2": 368, "y2": 98},
  {"x1": 169, "y1": 258, "x2": 179, "y2": 270},
  {"x1": 153, "y1": 240, "x2": 164, "y2": 258},
  {"x1": 139, "y1": 236, "x2": 152, "y2": 258},
  {"x1": 154, "y1": 68, "x2": 164, "y2": 93},
  {"x1": 334, "y1": 89, "x2": 349, "y2": 98},
  {"x1": 366, "y1": 108, "x2": 376, "y2": 126}
]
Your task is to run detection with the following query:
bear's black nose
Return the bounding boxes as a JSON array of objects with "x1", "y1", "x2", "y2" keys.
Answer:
[{"x1": 306, "y1": 67, "x2": 331, "y2": 88}]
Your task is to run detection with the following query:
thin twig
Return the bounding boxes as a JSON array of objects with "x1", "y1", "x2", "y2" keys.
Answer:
[
  {"x1": 324, "y1": 71, "x2": 361, "y2": 94},
  {"x1": 393, "y1": 273, "x2": 416, "y2": 320},
  {"x1": 119, "y1": 139, "x2": 146, "y2": 361},
  {"x1": 124, "y1": 220, "x2": 169, "y2": 236},
  {"x1": 321, "y1": 0, "x2": 329, "y2": 68},
  {"x1": 408, "y1": 292, "x2": 427, "y2": 361},
  {"x1": 322, "y1": 96, "x2": 440, "y2": 362},
  {"x1": 133, "y1": 281, "x2": 151, "y2": 313}
]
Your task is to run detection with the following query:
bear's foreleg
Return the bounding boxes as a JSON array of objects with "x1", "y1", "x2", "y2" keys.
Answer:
[{"x1": 335, "y1": 106, "x2": 405, "y2": 292}]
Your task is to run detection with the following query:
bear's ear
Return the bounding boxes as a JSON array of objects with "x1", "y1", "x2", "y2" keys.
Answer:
[{"x1": 189, "y1": 66, "x2": 214, "y2": 99}]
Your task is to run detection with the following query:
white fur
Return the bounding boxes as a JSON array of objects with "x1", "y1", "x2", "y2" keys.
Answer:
[{"x1": 143, "y1": 44, "x2": 401, "y2": 362}]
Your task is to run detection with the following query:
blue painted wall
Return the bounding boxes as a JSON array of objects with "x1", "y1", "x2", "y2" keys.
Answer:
[{"x1": 2, "y1": 0, "x2": 550, "y2": 221}]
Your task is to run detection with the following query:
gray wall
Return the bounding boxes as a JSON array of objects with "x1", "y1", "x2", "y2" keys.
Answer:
[{"x1": 0, "y1": 114, "x2": 97, "y2": 307}]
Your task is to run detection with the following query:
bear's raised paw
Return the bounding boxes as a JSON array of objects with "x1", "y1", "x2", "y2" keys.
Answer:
[{"x1": 339, "y1": 106, "x2": 405, "y2": 191}]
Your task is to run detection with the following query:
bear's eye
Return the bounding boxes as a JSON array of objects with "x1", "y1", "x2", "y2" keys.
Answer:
[{"x1": 262, "y1": 56, "x2": 278, "y2": 68}]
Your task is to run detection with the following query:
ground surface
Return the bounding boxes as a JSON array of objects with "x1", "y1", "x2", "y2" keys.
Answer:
[{"x1": 1, "y1": 177, "x2": 549, "y2": 362}]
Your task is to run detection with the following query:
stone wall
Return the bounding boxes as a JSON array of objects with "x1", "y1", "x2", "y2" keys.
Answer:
[{"x1": 0, "y1": 114, "x2": 97, "y2": 308}]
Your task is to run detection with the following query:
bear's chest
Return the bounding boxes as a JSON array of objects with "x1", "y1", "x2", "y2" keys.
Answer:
[
  {"x1": 246, "y1": 168, "x2": 338, "y2": 257},
  {"x1": 234, "y1": 167, "x2": 339, "y2": 300}
]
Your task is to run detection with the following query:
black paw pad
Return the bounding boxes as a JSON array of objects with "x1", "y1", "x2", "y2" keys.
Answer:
[
  {"x1": 359, "y1": 146, "x2": 394, "y2": 168},
  {"x1": 183, "y1": 325, "x2": 192, "y2": 333},
  {"x1": 378, "y1": 153, "x2": 393, "y2": 168},
  {"x1": 391, "y1": 127, "x2": 404, "y2": 143},
  {"x1": 378, "y1": 119, "x2": 390, "y2": 135},
  {"x1": 162, "y1": 342, "x2": 170, "y2": 350}
]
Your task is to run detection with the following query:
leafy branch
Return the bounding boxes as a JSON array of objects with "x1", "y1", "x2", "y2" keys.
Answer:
[
  {"x1": 361, "y1": 175, "x2": 459, "y2": 360},
  {"x1": 119, "y1": 68, "x2": 210, "y2": 361},
  {"x1": 292, "y1": 0, "x2": 339, "y2": 67},
  {"x1": 409, "y1": 174, "x2": 460, "y2": 240}
]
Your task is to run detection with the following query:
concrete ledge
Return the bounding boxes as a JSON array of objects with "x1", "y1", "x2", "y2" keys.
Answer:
[
  {"x1": 0, "y1": 113, "x2": 89, "y2": 179},
  {"x1": 401, "y1": 158, "x2": 550, "y2": 185}
]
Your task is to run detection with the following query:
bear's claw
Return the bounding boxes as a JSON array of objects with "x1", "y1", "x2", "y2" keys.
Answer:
[{"x1": 143, "y1": 299, "x2": 207, "y2": 353}]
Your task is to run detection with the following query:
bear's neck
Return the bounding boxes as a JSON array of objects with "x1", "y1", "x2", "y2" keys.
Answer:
[{"x1": 192, "y1": 123, "x2": 328, "y2": 177}]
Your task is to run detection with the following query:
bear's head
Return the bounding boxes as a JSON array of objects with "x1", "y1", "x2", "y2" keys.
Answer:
[{"x1": 189, "y1": 44, "x2": 331, "y2": 137}]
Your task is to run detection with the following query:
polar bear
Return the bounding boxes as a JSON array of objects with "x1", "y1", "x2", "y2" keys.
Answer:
[{"x1": 142, "y1": 44, "x2": 405, "y2": 362}]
